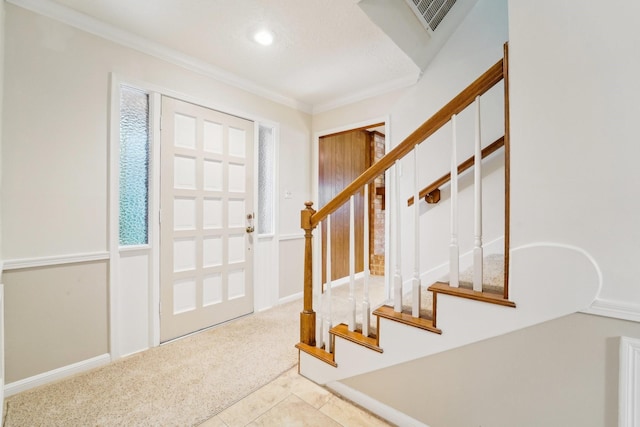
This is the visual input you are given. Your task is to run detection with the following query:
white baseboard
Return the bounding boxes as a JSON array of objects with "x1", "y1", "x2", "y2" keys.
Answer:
[
  {"x1": 5, "y1": 353, "x2": 111, "y2": 397},
  {"x1": 582, "y1": 298, "x2": 640, "y2": 323},
  {"x1": 278, "y1": 291, "x2": 303, "y2": 305},
  {"x1": 327, "y1": 381, "x2": 430, "y2": 427}
]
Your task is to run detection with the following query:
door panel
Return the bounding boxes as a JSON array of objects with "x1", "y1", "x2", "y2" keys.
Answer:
[
  {"x1": 319, "y1": 130, "x2": 371, "y2": 282},
  {"x1": 160, "y1": 97, "x2": 254, "y2": 342}
]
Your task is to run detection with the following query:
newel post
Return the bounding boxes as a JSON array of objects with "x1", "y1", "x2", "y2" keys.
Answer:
[{"x1": 300, "y1": 201, "x2": 316, "y2": 346}]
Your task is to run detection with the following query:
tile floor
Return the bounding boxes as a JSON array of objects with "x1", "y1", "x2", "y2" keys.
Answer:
[{"x1": 198, "y1": 366, "x2": 393, "y2": 427}]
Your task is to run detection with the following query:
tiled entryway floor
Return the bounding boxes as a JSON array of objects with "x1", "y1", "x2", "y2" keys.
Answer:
[{"x1": 198, "y1": 366, "x2": 393, "y2": 427}]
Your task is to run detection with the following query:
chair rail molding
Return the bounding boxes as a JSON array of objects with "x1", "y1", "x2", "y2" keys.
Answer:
[
  {"x1": 3, "y1": 251, "x2": 110, "y2": 270},
  {"x1": 582, "y1": 298, "x2": 640, "y2": 323}
]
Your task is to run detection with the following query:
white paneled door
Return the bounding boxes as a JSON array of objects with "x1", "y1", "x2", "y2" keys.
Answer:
[{"x1": 160, "y1": 97, "x2": 254, "y2": 342}]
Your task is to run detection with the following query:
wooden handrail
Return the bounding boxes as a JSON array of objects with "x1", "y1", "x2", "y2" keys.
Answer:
[
  {"x1": 298, "y1": 53, "x2": 507, "y2": 347},
  {"x1": 310, "y1": 58, "x2": 504, "y2": 228},
  {"x1": 407, "y1": 136, "x2": 505, "y2": 206}
]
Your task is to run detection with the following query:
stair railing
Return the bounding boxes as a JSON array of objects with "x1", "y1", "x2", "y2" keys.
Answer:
[{"x1": 299, "y1": 49, "x2": 507, "y2": 347}]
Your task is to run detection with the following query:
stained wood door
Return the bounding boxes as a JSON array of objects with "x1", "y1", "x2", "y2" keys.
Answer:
[
  {"x1": 160, "y1": 97, "x2": 254, "y2": 342},
  {"x1": 319, "y1": 130, "x2": 371, "y2": 282}
]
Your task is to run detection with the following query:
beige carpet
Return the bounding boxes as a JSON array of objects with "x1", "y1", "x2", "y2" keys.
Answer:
[
  {"x1": 3, "y1": 299, "x2": 302, "y2": 427},
  {"x1": 402, "y1": 253, "x2": 505, "y2": 319},
  {"x1": 327, "y1": 274, "x2": 387, "y2": 335}
]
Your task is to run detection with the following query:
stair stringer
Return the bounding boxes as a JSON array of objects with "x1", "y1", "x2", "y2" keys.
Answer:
[{"x1": 299, "y1": 243, "x2": 601, "y2": 385}]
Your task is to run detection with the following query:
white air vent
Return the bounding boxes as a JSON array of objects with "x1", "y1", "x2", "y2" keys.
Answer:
[{"x1": 406, "y1": 0, "x2": 457, "y2": 33}]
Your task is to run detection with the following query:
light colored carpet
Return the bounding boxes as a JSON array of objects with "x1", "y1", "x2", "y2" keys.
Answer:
[
  {"x1": 326, "y1": 274, "x2": 387, "y2": 336},
  {"x1": 326, "y1": 254, "x2": 504, "y2": 333},
  {"x1": 402, "y1": 253, "x2": 505, "y2": 319},
  {"x1": 3, "y1": 299, "x2": 302, "y2": 427}
]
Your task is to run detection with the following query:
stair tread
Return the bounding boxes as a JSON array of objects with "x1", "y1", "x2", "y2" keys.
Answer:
[
  {"x1": 429, "y1": 281, "x2": 516, "y2": 307},
  {"x1": 296, "y1": 342, "x2": 337, "y2": 367},
  {"x1": 330, "y1": 323, "x2": 383, "y2": 353},
  {"x1": 373, "y1": 305, "x2": 442, "y2": 334}
]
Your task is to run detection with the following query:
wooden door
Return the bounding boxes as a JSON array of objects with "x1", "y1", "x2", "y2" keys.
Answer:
[
  {"x1": 160, "y1": 96, "x2": 254, "y2": 342},
  {"x1": 319, "y1": 130, "x2": 371, "y2": 282}
]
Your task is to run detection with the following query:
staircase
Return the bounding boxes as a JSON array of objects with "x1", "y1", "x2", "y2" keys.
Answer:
[{"x1": 295, "y1": 43, "x2": 599, "y2": 404}]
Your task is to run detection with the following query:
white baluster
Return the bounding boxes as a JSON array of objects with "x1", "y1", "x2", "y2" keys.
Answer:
[
  {"x1": 362, "y1": 184, "x2": 371, "y2": 337},
  {"x1": 473, "y1": 96, "x2": 484, "y2": 292},
  {"x1": 348, "y1": 195, "x2": 356, "y2": 331},
  {"x1": 412, "y1": 146, "x2": 421, "y2": 317},
  {"x1": 324, "y1": 214, "x2": 333, "y2": 352},
  {"x1": 315, "y1": 219, "x2": 323, "y2": 349},
  {"x1": 450, "y1": 114, "x2": 460, "y2": 288},
  {"x1": 394, "y1": 160, "x2": 403, "y2": 312}
]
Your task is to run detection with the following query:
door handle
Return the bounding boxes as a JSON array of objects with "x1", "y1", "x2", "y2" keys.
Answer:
[{"x1": 246, "y1": 213, "x2": 255, "y2": 233}]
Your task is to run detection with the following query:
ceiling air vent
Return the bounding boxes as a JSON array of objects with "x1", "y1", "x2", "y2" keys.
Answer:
[{"x1": 406, "y1": 0, "x2": 457, "y2": 33}]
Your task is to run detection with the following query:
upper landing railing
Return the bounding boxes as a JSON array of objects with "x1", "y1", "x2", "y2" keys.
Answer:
[{"x1": 299, "y1": 45, "x2": 509, "y2": 347}]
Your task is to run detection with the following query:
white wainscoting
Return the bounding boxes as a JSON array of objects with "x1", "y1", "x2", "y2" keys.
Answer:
[
  {"x1": 620, "y1": 336, "x2": 640, "y2": 427},
  {"x1": 255, "y1": 234, "x2": 279, "y2": 311},
  {"x1": 118, "y1": 251, "x2": 151, "y2": 357}
]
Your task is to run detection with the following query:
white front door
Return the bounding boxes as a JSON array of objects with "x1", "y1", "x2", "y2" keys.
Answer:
[{"x1": 160, "y1": 96, "x2": 254, "y2": 342}]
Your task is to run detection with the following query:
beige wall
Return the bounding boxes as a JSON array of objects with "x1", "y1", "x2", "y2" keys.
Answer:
[
  {"x1": 508, "y1": 0, "x2": 640, "y2": 307},
  {"x1": 2, "y1": 3, "x2": 312, "y2": 382},
  {"x1": 3, "y1": 4, "x2": 311, "y2": 259},
  {"x1": 342, "y1": 313, "x2": 640, "y2": 426},
  {"x1": 4, "y1": 261, "x2": 108, "y2": 383}
]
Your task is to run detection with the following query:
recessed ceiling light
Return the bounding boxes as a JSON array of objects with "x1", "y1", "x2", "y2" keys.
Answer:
[{"x1": 254, "y1": 30, "x2": 274, "y2": 46}]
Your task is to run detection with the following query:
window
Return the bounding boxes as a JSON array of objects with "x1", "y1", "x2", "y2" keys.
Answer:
[
  {"x1": 257, "y1": 124, "x2": 275, "y2": 234},
  {"x1": 119, "y1": 85, "x2": 150, "y2": 246}
]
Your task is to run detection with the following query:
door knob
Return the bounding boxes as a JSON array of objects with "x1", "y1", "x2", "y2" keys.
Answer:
[{"x1": 246, "y1": 213, "x2": 255, "y2": 233}]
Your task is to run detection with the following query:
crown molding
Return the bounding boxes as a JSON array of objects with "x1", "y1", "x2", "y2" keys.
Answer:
[{"x1": 7, "y1": 0, "x2": 313, "y2": 113}]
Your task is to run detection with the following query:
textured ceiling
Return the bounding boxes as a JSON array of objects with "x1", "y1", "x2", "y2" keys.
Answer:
[{"x1": 47, "y1": 0, "x2": 422, "y2": 112}]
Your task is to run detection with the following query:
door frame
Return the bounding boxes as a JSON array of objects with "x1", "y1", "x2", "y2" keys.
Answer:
[
  {"x1": 312, "y1": 116, "x2": 392, "y2": 295},
  {"x1": 109, "y1": 73, "x2": 276, "y2": 358}
]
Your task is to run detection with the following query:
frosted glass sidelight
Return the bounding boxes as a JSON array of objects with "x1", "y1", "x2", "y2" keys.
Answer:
[
  {"x1": 119, "y1": 86, "x2": 150, "y2": 246},
  {"x1": 228, "y1": 127, "x2": 246, "y2": 158},
  {"x1": 258, "y1": 125, "x2": 274, "y2": 234}
]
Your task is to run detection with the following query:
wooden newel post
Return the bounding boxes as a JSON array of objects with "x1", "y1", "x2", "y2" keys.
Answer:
[{"x1": 300, "y1": 201, "x2": 317, "y2": 346}]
